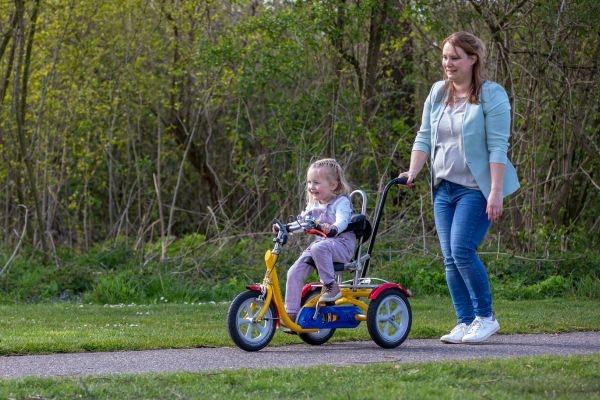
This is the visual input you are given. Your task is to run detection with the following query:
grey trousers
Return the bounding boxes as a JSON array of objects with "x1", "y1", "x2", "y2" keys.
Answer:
[{"x1": 285, "y1": 234, "x2": 355, "y2": 314}]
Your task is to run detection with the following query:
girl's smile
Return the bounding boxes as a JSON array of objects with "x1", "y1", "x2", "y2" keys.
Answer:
[{"x1": 307, "y1": 167, "x2": 337, "y2": 203}]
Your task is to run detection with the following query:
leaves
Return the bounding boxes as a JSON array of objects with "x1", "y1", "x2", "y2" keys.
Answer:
[{"x1": 0, "y1": 0, "x2": 596, "y2": 257}]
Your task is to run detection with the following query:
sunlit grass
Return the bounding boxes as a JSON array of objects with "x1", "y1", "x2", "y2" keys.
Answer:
[{"x1": 1, "y1": 296, "x2": 598, "y2": 355}]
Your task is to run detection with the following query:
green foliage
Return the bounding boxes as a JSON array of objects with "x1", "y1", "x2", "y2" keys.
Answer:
[
  {"x1": 0, "y1": 0, "x2": 598, "y2": 300},
  {"x1": 522, "y1": 275, "x2": 573, "y2": 299},
  {"x1": 2, "y1": 236, "x2": 600, "y2": 304},
  {"x1": 0, "y1": 0, "x2": 598, "y2": 256},
  {"x1": 85, "y1": 271, "x2": 143, "y2": 304},
  {"x1": 378, "y1": 257, "x2": 448, "y2": 296}
]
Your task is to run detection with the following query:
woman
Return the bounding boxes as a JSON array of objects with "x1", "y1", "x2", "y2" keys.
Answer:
[{"x1": 398, "y1": 32, "x2": 519, "y2": 344}]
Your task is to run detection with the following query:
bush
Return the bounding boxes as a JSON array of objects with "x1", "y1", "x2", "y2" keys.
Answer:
[
  {"x1": 522, "y1": 275, "x2": 573, "y2": 299},
  {"x1": 0, "y1": 237, "x2": 598, "y2": 304},
  {"x1": 84, "y1": 271, "x2": 144, "y2": 304}
]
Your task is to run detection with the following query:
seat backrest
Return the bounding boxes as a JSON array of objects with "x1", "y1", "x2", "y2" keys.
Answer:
[{"x1": 344, "y1": 213, "x2": 372, "y2": 243}]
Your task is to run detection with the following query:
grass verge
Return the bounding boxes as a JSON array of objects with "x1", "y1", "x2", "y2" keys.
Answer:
[
  {"x1": 1, "y1": 296, "x2": 599, "y2": 355},
  {"x1": 0, "y1": 355, "x2": 598, "y2": 399}
]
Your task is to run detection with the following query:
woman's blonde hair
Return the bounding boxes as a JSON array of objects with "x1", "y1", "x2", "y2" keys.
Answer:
[
  {"x1": 305, "y1": 158, "x2": 352, "y2": 205},
  {"x1": 441, "y1": 31, "x2": 486, "y2": 105}
]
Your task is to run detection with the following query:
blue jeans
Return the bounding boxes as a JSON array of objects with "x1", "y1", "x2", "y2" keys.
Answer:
[{"x1": 433, "y1": 180, "x2": 493, "y2": 325}]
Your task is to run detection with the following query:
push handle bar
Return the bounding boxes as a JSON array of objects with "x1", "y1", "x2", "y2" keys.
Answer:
[
  {"x1": 392, "y1": 176, "x2": 409, "y2": 185},
  {"x1": 361, "y1": 176, "x2": 412, "y2": 277}
]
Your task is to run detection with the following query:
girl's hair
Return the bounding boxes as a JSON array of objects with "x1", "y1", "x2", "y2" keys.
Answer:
[
  {"x1": 441, "y1": 31, "x2": 486, "y2": 105},
  {"x1": 305, "y1": 158, "x2": 352, "y2": 205}
]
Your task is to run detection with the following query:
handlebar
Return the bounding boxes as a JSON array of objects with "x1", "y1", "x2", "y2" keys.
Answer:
[
  {"x1": 272, "y1": 215, "x2": 328, "y2": 244},
  {"x1": 274, "y1": 177, "x2": 410, "y2": 247}
]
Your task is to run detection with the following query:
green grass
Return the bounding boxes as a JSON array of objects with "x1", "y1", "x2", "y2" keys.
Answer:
[
  {"x1": 1, "y1": 296, "x2": 598, "y2": 355},
  {"x1": 0, "y1": 355, "x2": 598, "y2": 399},
  {"x1": 1, "y1": 297, "x2": 598, "y2": 399}
]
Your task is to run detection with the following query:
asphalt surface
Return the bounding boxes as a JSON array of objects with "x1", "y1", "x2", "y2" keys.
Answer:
[{"x1": 1, "y1": 331, "x2": 599, "y2": 379}]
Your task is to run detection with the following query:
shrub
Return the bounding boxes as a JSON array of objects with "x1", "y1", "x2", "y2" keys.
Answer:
[
  {"x1": 0, "y1": 237, "x2": 598, "y2": 304},
  {"x1": 84, "y1": 271, "x2": 144, "y2": 304},
  {"x1": 522, "y1": 275, "x2": 573, "y2": 299}
]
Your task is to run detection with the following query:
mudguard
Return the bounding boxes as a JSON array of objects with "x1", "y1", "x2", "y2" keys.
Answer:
[
  {"x1": 245, "y1": 284, "x2": 263, "y2": 292},
  {"x1": 369, "y1": 282, "x2": 412, "y2": 299}
]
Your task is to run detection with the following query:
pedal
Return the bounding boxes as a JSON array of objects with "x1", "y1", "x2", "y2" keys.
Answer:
[{"x1": 312, "y1": 302, "x2": 321, "y2": 320}]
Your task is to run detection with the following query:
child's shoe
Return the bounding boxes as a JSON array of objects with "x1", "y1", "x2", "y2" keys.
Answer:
[
  {"x1": 319, "y1": 281, "x2": 341, "y2": 302},
  {"x1": 281, "y1": 313, "x2": 298, "y2": 334}
]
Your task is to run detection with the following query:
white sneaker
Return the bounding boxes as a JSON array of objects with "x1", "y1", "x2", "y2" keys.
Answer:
[
  {"x1": 462, "y1": 315, "x2": 500, "y2": 343},
  {"x1": 440, "y1": 323, "x2": 469, "y2": 344}
]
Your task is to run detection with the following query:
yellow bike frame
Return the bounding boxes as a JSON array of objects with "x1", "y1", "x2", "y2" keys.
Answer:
[{"x1": 253, "y1": 249, "x2": 375, "y2": 332}]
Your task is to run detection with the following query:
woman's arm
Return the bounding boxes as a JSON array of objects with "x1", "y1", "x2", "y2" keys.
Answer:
[
  {"x1": 483, "y1": 82, "x2": 511, "y2": 221},
  {"x1": 487, "y1": 163, "x2": 506, "y2": 222},
  {"x1": 399, "y1": 81, "x2": 442, "y2": 184},
  {"x1": 399, "y1": 150, "x2": 428, "y2": 184}
]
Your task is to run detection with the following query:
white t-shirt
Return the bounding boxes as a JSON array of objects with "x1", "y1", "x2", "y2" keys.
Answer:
[{"x1": 432, "y1": 97, "x2": 479, "y2": 189}]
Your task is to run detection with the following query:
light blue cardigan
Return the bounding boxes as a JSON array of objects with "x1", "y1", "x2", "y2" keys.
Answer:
[{"x1": 412, "y1": 80, "x2": 520, "y2": 199}]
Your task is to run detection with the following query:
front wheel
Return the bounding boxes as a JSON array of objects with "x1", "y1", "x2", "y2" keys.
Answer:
[
  {"x1": 227, "y1": 290, "x2": 276, "y2": 351},
  {"x1": 367, "y1": 288, "x2": 412, "y2": 349}
]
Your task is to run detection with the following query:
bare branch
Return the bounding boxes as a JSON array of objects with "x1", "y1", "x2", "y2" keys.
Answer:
[{"x1": 0, "y1": 205, "x2": 28, "y2": 276}]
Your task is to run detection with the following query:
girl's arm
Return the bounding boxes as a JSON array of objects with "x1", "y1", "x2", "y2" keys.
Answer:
[{"x1": 320, "y1": 197, "x2": 352, "y2": 236}]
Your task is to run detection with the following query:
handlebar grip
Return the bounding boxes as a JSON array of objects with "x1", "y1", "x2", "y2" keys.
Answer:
[
  {"x1": 393, "y1": 176, "x2": 409, "y2": 185},
  {"x1": 305, "y1": 228, "x2": 327, "y2": 238}
]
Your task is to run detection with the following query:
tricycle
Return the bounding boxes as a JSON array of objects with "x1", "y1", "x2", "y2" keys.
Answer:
[{"x1": 227, "y1": 177, "x2": 412, "y2": 351}]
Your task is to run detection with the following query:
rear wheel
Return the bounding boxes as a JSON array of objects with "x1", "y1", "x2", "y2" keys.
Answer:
[
  {"x1": 298, "y1": 289, "x2": 336, "y2": 345},
  {"x1": 367, "y1": 288, "x2": 411, "y2": 349},
  {"x1": 227, "y1": 290, "x2": 276, "y2": 351}
]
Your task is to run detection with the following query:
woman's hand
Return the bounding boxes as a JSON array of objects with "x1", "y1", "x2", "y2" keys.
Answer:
[
  {"x1": 486, "y1": 189, "x2": 503, "y2": 222},
  {"x1": 398, "y1": 171, "x2": 417, "y2": 186}
]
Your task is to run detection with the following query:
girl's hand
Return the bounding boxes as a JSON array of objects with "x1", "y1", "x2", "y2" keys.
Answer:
[
  {"x1": 318, "y1": 223, "x2": 338, "y2": 237},
  {"x1": 486, "y1": 189, "x2": 503, "y2": 222},
  {"x1": 319, "y1": 223, "x2": 332, "y2": 235}
]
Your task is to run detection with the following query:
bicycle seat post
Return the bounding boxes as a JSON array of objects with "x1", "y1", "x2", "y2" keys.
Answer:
[{"x1": 349, "y1": 189, "x2": 368, "y2": 288}]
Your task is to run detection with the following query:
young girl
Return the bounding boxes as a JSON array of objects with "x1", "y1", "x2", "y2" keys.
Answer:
[{"x1": 284, "y1": 158, "x2": 356, "y2": 323}]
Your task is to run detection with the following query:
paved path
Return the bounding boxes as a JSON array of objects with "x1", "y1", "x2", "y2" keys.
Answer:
[{"x1": 1, "y1": 332, "x2": 599, "y2": 379}]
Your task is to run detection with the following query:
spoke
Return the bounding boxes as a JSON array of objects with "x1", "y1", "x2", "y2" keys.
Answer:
[
  {"x1": 244, "y1": 324, "x2": 255, "y2": 339},
  {"x1": 383, "y1": 321, "x2": 391, "y2": 336},
  {"x1": 237, "y1": 316, "x2": 251, "y2": 327},
  {"x1": 255, "y1": 323, "x2": 268, "y2": 336},
  {"x1": 243, "y1": 302, "x2": 258, "y2": 319}
]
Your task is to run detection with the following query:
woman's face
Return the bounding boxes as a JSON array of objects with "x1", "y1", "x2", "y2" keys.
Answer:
[{"x1": 442, "y1": 42, "x2": 476, "y2": 86}]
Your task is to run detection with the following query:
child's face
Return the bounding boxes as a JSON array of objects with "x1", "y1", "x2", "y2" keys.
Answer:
[{"x1": 307, "y1": 167, "x2": 337, "y2": 203}]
